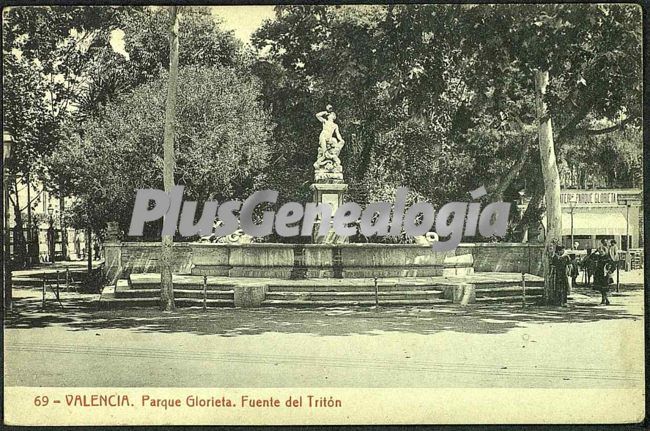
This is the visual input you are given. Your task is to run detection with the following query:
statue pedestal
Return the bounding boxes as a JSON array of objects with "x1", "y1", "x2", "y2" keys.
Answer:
[{"x1": 310, "y1": 183, "x2": 348, "y2": 243}]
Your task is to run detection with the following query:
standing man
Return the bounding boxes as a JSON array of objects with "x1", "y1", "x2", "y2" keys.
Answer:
[
  {"x1": 46, "y1": 223, "x2": 55, "y2": 263},
  {"x1": 594, "y1": 241, "x2": 614, "y2": 305},
  {"x1": 551, "y1": 245, "x2": 570, "y2": 307},
  {"x1": 78, "y1": 229, "x2": 85, "y2": 260},
  {"x1": 609, "y1": 239, "x2": 620, "y2": 283},
  {"x1": 608, "y1": 239, "x2": 619, "y2": 263},
  {"x1": 74, "y1": 230, "x2": 81, "y2": 260},
  {"x1": 93, "y1": 237, "x2": 101, "y2": 261},
  {"x1": 12, "y1": 223, "x2": 25, "y2": 269},
  {"x1": 570, "y1": 241, "x2": 581, "y2": 287},
  {"x1": 597, "y1": 238, "x2": 609, "y2": 256}
]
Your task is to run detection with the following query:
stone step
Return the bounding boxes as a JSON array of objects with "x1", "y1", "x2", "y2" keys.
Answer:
[
  {"x1": 475, "y1": 286, "x2": 545, "y2": 298},
  {"x1": 98, "y1": 297, "x2": 161, "y2": 309},
  {"x1": 12, "y1": 277, "x2": 46, "y2": 287},
  {"x1": 129, "y1": 282, "x2": 235, "y2": 291},
  {"x1": 266, "y1": 285, "x2": 446, "y2": 293},
  {"x1": 128, "y1": 274, "x2": 235, "y2": 291},
  {"x1": 445, "y1": 278, "x2": 544, "y2": 288},
  {"x1": 441, "y1": 267, "x2": 474, "y2": 277},
  {"x1": 475, "y1": 295, "x2": 543, "y2": 304},
  {"x1": 12, "y1": 269, "x2": 90, "y2": 279},
  {"x1": 262, "y1": 298, "x2": 452, "y2": 308},
  {"x1": 174, "y1": 290, "x2": 234, "y2": 300},
  {"x1": 98, "y1": 297, "x2": 234, "y2": 309},
  {"x1": 266, "y1": 291, "x2": 444, "y2": 301},
  {"x1": 172, "y1": 283, "x2": 235, "y2": 291},
  {"x1": 473, "y1": 280, "x2": 545, "y2": 288},
  {"x1": 174, "y1": 298, "x2": 234, "y2": 308},
  {"x1": 115, "y1": 289, "x2": 234, "y2": 300}
]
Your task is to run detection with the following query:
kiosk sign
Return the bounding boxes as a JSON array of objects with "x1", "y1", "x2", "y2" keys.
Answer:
[{"x1": 561, "y1": 191, "x2": 619, "y2": 206}]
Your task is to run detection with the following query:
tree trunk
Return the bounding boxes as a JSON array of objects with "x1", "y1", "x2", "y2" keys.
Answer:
[
  {"x1": 514, "y1": 176, "x2": 544, "y2": 241},
  {"x1": 160, "y1": 6, "x2": 179, "y2": 311},
  {"x1": 4, "y1": 165, "x2": 12, "y2": 313},
  {"x1": 12, "y1": 177, "x2": 25, "y2": 268},
  {"x1": 490, "y1": 142, "x2": 529, "y2": 202},
  {"x1": 534, "y1": 70, "x2": 563, "y2": 305},
  {"x1": 86, "y1": 226, "x2": 92, "y2": 274},
  {"x1": 59, "y1": 190, "x2": 67, "y2": 260},
  {"x1": 26, "y1": 172, "x2": 33, "y2": 265}
]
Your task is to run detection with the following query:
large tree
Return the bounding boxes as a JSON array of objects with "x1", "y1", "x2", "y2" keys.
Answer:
[
  {"x1": 74, "y1": 6, "x2": 243, "y2": 120},
  {"x1": 160, "y1": 6, "x2": 180, "y2": 310},
  {"x1": 251, "y1": 4, "x2": 642, "y2": 240},
  {"x1": 47, "y1": 65, "x2": 274, "y2": 236},
  {"x1": 3, "y1": 6, "x2": 243, "y2": 218},
  {"x1": 3, "y1": 6, "x2": 122, "y2": 258}
]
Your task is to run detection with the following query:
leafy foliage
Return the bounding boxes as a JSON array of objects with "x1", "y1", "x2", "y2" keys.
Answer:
[
  {"x1": 48, "y1": 66, "x2": 273, "y2": 233},
  {"x1": 3, "y1": 6, "x2": 243, "y2": 181},
  {"x1": 252, "y1": 4, "x2": 642, "y2": 238},
  {"x1": 75, "y1": 6, "x2": 244, "y2": 120},
  {"x1": 49, "y1": 66, "x2": 271, "y2": 233},
  {"x1": 5, "y1": 5, "x2": 643, "y2": 243},
  {"x1": 3, "y1": 6, "x2": 122, "y2": 176}
]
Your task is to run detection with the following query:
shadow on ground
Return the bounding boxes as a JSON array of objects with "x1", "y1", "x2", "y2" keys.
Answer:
[{"x1": 5, "y1": 285, "x2": 643, "y2": 338}]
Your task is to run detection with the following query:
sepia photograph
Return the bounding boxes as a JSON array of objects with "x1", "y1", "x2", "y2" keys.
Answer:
[{"x1": 2, "y1": 3, "x2": 645, "y2": 426}]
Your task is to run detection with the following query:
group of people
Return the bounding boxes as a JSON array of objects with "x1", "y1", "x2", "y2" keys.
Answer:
[
  {"x1": 550, "y1": 239, "x2": 619, "y2": 307},
  {"x1": 73, "y1": 230, "x2": 103, "y2": 261},
  {"x1": 590, "y1": 239, "x2": 619, "y2": 305}
]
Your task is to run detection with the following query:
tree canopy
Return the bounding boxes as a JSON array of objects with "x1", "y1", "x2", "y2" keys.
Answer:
[
  {"x1": 251, "y1": 4, "x2": 642, "y2": 237},
  {"x1": 4, "y1": 4, "x2": 642, "y2": 241},
  {"x1": 48, "y1": 65, "x2": 273, "y2": 234},
  {"x1": 3, "y1": 6, "x2": 243, "y2": 178}
]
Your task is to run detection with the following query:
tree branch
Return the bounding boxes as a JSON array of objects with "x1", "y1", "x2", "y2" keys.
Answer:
[
  {"x1": 20, "y1": 190, "x2": 44, "y2": 212},
  {"x1": 489, "y1": 139, "x2": 530, "y2": 201},
  {"x1": 573, "y1": 116, "x2": 638, "y2": 137},
  {"x1": 556, "y1": 102, "x2": 592, "y2": 144}
]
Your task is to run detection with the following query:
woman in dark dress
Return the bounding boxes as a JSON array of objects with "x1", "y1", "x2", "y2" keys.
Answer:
[
  {"x1": 550, "y1": 245, "x2": 570, "y2": 306},
  {"x1": 593, "y1": 247, "x2": 614, "y2": 305}
]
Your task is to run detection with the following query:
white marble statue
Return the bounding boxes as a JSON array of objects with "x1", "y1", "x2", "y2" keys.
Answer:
[{"x1": 313, "y1": 105, "x2": 345, "y2": 182}]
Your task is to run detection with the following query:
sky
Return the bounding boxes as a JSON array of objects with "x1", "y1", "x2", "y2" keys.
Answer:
[
  {"x1": 108, "y1": 6, "x2": 276, "y2": 60},
  {"x1": 210, "y1": 6, "x2": 276, "y2": 44}
]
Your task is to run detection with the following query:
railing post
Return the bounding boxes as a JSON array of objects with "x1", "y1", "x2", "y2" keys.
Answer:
[
  {"x1": 616, "y1": 256, "x2": 620, "y2": 293},
  {"x1": 203, "y1": 275, "x2": 207, "y2": 311},
  {"x1": 374, "y1": 277, "x2": 379, "y2": 307},
  {"x1": 522, "y1": 272, "x2": 526, "y2": 308},
  {"x1": 54, "y1": 270, "x2": 63, "y2": 308},
  {"x1": 42, "y1": 275, "x2": 46, "y2": 309},
  {"x1": 65, "y1": 267, "x2": 70, "y2": 291}
]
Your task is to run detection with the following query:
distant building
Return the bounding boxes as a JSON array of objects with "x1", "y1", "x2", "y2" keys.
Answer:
[
  {"x1": 528, "y1": 162, "x2": 643, "y2": 250},
  {"x1": 556, "y1": 188, "x2": 642, "y2": 250},
  {"x1": 7, "y1": 178, "x2": 78, "y2": 263}
]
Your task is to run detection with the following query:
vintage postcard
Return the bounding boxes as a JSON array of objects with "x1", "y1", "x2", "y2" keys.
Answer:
[{"x1": 2, "y1": 3, "x2": 645, "y2": 426}]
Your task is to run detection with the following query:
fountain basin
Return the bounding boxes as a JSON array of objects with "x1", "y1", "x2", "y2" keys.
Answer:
[{"x1": 103, "y1": 241, "x2": 543, "y2": 282}]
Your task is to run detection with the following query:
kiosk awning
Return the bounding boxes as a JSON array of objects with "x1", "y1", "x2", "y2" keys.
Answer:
[
  {"x1": 560, "y1": 212, "x2": 628, "y2": 236},
  {"x1": 542, "y1": 212, "x2": 628, "y2": 236}
]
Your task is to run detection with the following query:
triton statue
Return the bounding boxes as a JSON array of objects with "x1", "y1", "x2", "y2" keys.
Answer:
[{"x1": 313, "y1": 104, "x2": 345, "y2": 182}]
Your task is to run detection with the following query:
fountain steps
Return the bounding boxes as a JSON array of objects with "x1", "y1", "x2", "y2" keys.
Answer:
[{"x1": 98, "y1": 273, "x2": 544, "y2": 309}]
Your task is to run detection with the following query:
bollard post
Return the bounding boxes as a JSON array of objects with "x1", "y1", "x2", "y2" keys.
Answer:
[
  {"x1": 54, "y1": 270, "x2": 63, "y2": 308},
  {"x1": 616, "y1": 258, "x2": 620, "y2": 293},
  {"x1": 42, "y1": 275, "x2": 46, "y2": 309},
  {"x1": 203, "y1": 275, "x2": 207, "y2": 311},
  {"x1": 374, "y1": 277, "x2": 379, "y2": 308},
  {"x1": 65, "y1": 267, "x2": 70, "y2": 291},
  {"x1": 522, "y1": 272, "x2": 526, "y2": 308}
]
